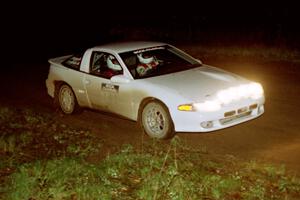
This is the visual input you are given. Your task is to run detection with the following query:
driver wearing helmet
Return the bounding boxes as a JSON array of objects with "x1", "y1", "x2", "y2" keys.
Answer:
[
  {"x1": 136, "y1": 53, "x2": 159, "y2": 77},
  {"x1": 105, "y1": 55, "x2": 122, "y2": 78}
]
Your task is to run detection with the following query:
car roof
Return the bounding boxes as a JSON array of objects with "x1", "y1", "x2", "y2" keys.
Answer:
[{"x1": 91, "y1": 41, "x2": 168, "y2": 53}]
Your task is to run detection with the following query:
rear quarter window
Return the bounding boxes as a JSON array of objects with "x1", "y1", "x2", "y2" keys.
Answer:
[{"x1": 62, "y1": 54, "x2": 83, "y2": 70}]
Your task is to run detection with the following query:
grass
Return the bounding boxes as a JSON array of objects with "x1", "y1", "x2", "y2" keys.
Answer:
[{"x1": 1, "y1": 106, "x2": 300, "y2": 199}]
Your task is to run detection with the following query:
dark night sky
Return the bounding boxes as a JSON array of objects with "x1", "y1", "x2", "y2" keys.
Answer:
[{"x1": 2, "y1": 1, "x2": 300, "y2": 64}]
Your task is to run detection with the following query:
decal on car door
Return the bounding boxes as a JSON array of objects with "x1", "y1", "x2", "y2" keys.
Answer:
[{"x1": 101, "y1": 83, "x2": 119, "y2": 93}]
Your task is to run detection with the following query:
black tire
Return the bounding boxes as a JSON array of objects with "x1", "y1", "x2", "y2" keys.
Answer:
[
  {"x1": 56, "y1": 84, "x2": 80, "y2": 114},
  {"x1": 140, "y1": 100, "x2": 175, "y2": 139}
]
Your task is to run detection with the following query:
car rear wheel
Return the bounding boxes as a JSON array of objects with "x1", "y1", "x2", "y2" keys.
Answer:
[
  {"x1": 141, "y1": 100, "x2": 175, "y2": 139},
  {"x1": 57, "y1": 84, "x2": 79, "y2": 114}
]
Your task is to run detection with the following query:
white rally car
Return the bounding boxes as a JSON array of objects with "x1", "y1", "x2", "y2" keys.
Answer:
[{"x1": 46, "y1": 41, "x2": 265, "y2": 139}]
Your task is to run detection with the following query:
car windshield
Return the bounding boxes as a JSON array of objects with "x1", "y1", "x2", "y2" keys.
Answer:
[{"x1": 119, "y1": 45, "x2": 201, "y2": 79}]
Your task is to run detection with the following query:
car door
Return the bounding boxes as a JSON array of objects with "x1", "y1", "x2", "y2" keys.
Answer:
[{"x1": 83, "y1": 51, "x2": 124, "y2": 113}]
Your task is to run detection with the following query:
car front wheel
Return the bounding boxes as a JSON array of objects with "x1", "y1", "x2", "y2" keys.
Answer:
[{"x1": 140, "y1": 100, "x2": 175, "y2": 139}]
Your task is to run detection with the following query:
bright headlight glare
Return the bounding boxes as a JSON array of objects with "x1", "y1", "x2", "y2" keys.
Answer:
[
  {"x1": 217, "y1": 88, "x2": 237, "y2": 104},
  {"x1": 194, "y1": 100, "x2": 221, "y2": 112},
  {"x1": 237, "y1": 84, "x2": 250, "y2": 98},
  {"x1": 249, "y1": 82, "x2": 264, "y2": 99},
  {"x1": 178, "y1": 101, "x2": 221, "y2": 112},
  {"x1": 217, "y1": 82, "x2": 264, "y2": 104},
  {"x1": 178, "y1": 83, "x2": 263, "y2": 112}
]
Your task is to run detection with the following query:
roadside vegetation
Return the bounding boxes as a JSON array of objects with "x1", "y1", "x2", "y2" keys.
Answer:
[{"x1": 1, "y1": 105, "x2": 300, "y2": 200}]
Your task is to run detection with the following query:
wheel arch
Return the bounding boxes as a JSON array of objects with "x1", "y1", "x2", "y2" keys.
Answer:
[
  {"x1": 54, "y1": 81, "x2": 80, "y2": 101},
  {"x1": 53, "y1": 81, "x2": 81, "y2": 113},
  {"x1": 138, "y1": 96, "x2": 175, "y2": 139},
  {"x1": 137, "y1": 97, "x2": 173, "y2": 124},
  {"x1": 54, "y1": 81, "x2": 70, "y2": 105}
]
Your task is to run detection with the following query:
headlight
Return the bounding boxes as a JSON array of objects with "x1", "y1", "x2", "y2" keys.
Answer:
[
  {"x1": 178, "y1": 100, "x2": 221, "y2": 112},
  {"x1": 194, "y1": 100, "x2": 221, "y2": 112},
  {"x1": 217, "y1": 82, "x2": 264, "y2": 104},
  {"x1": 178, "y1": 82, "x2": 263, "y2": 112},
  {"x1": 248, "y1": 82, "x2": 264, "y2": 99}
]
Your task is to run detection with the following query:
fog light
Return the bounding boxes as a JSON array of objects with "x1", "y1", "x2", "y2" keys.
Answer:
[{"x1": 201, "y1": 121, "x2": 213, "y2": 128}]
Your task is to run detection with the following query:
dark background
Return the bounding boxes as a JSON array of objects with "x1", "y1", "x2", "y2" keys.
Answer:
[{"x1": 2, "y1": 1, "x2": 300, "y2": 64}]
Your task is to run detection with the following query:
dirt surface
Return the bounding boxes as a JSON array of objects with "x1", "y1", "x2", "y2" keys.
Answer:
[{"x1": 1, "y1": 55, "x2": 300, "y2": 173}]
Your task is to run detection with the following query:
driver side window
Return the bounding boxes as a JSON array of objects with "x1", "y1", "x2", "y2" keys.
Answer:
[{"x1": 90, "y1": 52, "x2": 123, "y2": 79}]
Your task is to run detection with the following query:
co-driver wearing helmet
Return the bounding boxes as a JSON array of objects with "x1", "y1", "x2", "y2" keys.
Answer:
[
  {"x1": 105, "y1": 55, "x2": 122, "y2": 78},
  {"x1": 136, "y1": 53, "x2": 159, "y2": 77}
]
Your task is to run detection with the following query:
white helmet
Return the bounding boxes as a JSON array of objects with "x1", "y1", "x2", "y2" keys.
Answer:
[
  {"x1": 107, "y1": 55, "x2": 122, "y2": 70},
  {"x1": 137, "y1": 53, "x2": 154, "y2": 64}
]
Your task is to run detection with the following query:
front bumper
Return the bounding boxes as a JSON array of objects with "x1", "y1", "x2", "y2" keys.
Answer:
[{"x1": 172, "y1": 99, "x2": 265, "y2": 132}]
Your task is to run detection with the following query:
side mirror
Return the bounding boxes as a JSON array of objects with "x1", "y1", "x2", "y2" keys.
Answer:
[{"x1": 111, "y1": 75, "x2": 131, "y2": 83}]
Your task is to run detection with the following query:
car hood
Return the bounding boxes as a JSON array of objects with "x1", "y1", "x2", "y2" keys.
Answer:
[{"x1": 144, "y1": 65, "x2": 250, "y2": 102}]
